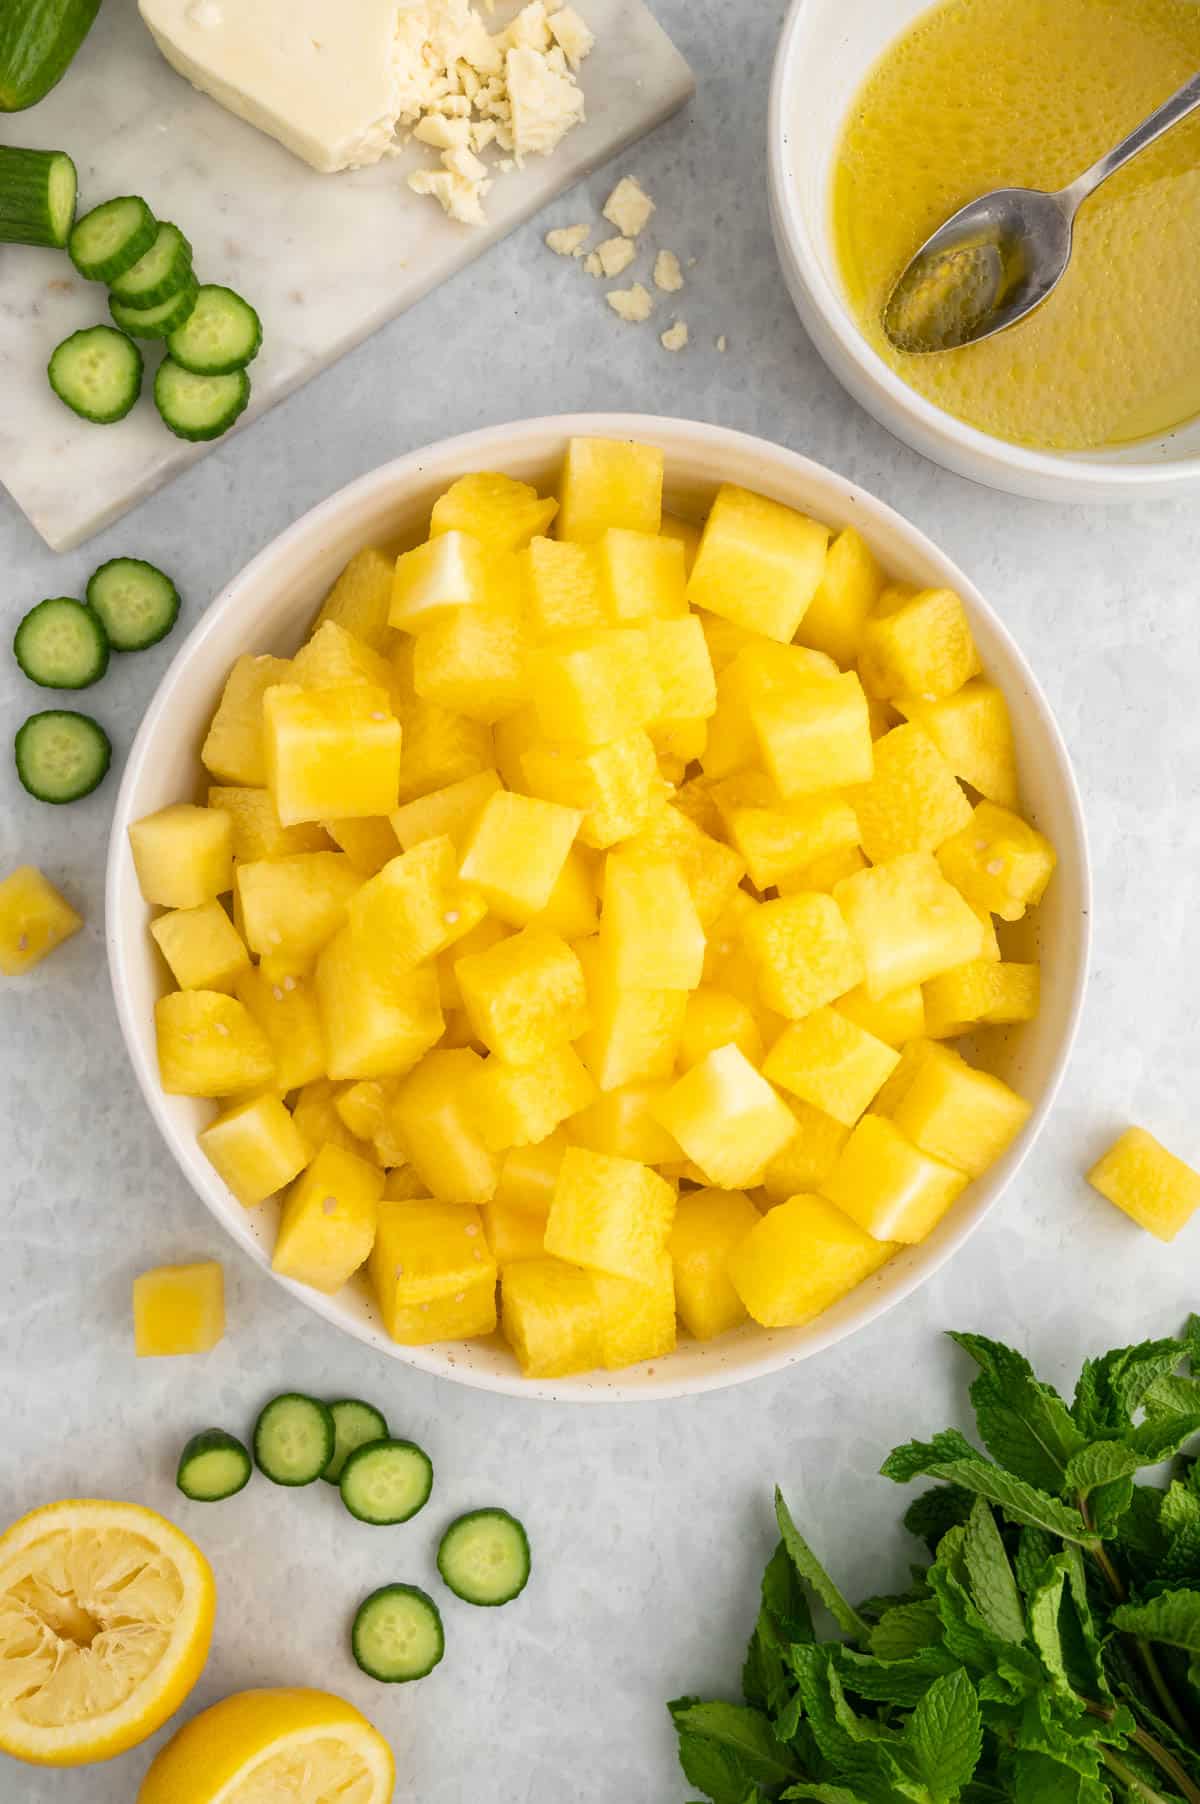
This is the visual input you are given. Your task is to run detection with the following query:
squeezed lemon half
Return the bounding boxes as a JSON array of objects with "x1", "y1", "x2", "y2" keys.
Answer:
[{"x1": 0, "y1": 1497, "x2": 215, "y2": 1766}]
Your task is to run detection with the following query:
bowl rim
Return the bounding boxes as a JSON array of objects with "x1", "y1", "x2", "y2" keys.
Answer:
[
  {"x1": 106, "y1": 411, "x2": 1092, "y2": 1402},
  {"x1": 766, "y1": 0, "x2": 1200, "y2": 497}
]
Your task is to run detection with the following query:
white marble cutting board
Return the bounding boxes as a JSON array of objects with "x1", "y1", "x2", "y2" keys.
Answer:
[{"x1": 0, "y1": 0, "x2": 692, "y2": 551}]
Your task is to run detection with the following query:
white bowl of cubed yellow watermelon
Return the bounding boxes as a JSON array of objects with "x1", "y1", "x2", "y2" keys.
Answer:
[{"x1": 106, "y1": 417, "x2": 1089, "y2": 1399}]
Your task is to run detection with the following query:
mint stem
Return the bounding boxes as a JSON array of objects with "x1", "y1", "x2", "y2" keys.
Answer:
[
  {"x1": 1102, "y1": 1746, "x2": 1177, "y2": 1804},
  {"x1": 1077, "y1": 1492, "x2": 1192, "y2": 1742},
  {"x1": 1085, "y1": 1700, "x2": 1200, "y2": 1804}
]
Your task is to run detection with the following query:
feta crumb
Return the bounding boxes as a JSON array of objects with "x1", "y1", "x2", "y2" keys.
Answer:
[
  {"x1": 716, "y1": 334, "x2": 727, "y2": 352},
  {"x1": 606, "y1": 282, "x2": 653, "y2": 323},
  {"x1": 413, "y1": 113, "x2": 471, "y2": 149},
  {"x1": 590, "y1": 235, "x2": 635, "y2": 277},
  {"x1": 470, "y1": 118, "x2": 498, "y2": 151},
  {"x1": 505, "y1": 44, "x2": 585, "y2": 159},
  {"x1": 660, "y1": 319, "x2": 689, "y2": 351},
  {"x1": 548, "y1": 4, "x2": 595, "y2": 68},
  {"x1": 583, "y1": 249, "x2": 602, "y2": 276},
  {"x1": 603, "y1": 175, "x2": 654, "y2": 238},
  {"x1": 546, "y1": 223, "x2": 591, "y2": 256},
  {"x1": 653, "y1": 248, "x2": 684, "y2": 292},
  {"x1": 408, "y1": 164, "x2": 490, "y2": 225},
  {"x1": 501, "y1": 0, "x2": 554, "y2": 52}
]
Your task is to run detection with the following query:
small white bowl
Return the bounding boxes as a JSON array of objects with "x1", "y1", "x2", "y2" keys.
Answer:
[
  {"x1": 768, "y1": 0, "x2": 1200, "y2": 504},
  {"x1": 107, "y1": 414, "x2": 1090, "y2": 1401}
]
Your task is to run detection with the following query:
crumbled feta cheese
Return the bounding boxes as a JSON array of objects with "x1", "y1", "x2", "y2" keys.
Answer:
[
  {"x1": 546, "y1": 223, "x2": 591, "y2": 256},
  {"x1": 603, "y1": 175, "x2": 654, "y2": 238},
  {"x1": 716, "y1": 334, "x2": 728, "y2": 352},
  {"x1": 505, "y1": 43, "x2": 585, "y2": 159},
  {"x1": 548, "y1": 5, "x2": 594, "y2": 68},
  {"x1": 470, "y1": 118, "x2": 498, "y2": 151},
  {"x1": 606, "y1": 283, "x2": 653, "y2": 323},
  {"x1": 587, "y1": 235, "x2": 635, "y2": 277},
  {"x1": 413, "y1": 112, "x2": 472, "y2": 149},
  {"x1": 501, "y1": 0, "x2": 554, "y2": 51},
  {"x1": 408, "y1": 164, "x2": 490, "y2": 225},
  {"x1": 660, "y1": 319, "x2": 689, "y2": 351},
  {"x1": 653, "y1": 248, "x2": 684, "y2": 292}
]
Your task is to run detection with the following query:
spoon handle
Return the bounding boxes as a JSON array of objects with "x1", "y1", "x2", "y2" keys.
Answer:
[{"x1": 1064, "y1": 71, "x2": 1200, "y2": 206}]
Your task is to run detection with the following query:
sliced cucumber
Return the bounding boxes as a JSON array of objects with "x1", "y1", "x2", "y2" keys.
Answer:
[
  {"x1": 0, "y1": 0, "x2": 102, "y2": 112},
  {"x1": 166, "y1": 284, "x2": 262, "y2": 375},
  {"x1": 68, "y1": 195, "x2": 156, "y2": 282},
  {"x1": 14, "y1": 709, "x2": 111, "y2": 803},
  {"x1": 0, "y1": 147, "x2": 77, "y2": 248},
  {"x1": 110, "y1": 279, "x2": 198, "y2": 341},
  {"x1": 154, "y1": 358, "x2": 250, "y2": 442},
  {"x1": 87, "y1": 558, "x2": 180, "y2": 652},
  {"x1": 253, "y1": 1392, "x2": 334, "y2": 1486},
  {"x1": 437, "y1": 1508, "x2": 531, "y2": 1606},
  {"x1": 109, "y1": 221, "x2": 193, "y2": 308},
  {"x1": 177, "y1": 1428, "x2": 252, "y2": 1501},
  {"x1": 322, "y1": 1399, "x2": 389, "y2": 1485},
  {"x1": 13, "y1": 597, "x2": 108, "y2": 689},
  {"x1": 48, "y1": 326, "x2": 142, "y2": 424},
  {"x1": 339, "y1": 1438, "x2": 432, "y2": 1525},
  {"x1": 352, "y1": 1585, "x2": 444, "y2": 1683}
]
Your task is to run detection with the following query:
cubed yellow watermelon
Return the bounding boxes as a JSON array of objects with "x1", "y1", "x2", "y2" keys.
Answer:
[
  {"x1": 390, "y1": 1048, "x2": 499, "y2": 1203},
  {"x1": 821, "y1": 1114, "x2": 967, "y2": 1242},
  {"x1": 1087, "y1": 1127, "x2": 1200, "y2": 1243},
  {"x1": 574, "y1": 936, "x2": 687, "y2": 1091},
  {"x1": 937, "y1": 802, "x2": 1057, "y2": 922},
  {"x1": 834, "y1": 853, "x2": 984, "y2": 998},
  {"x1": 390, "y1": 529, "x2": 490, "y2": 632},
  {"x1": 688, "y1": 485, "x2": 830, "y2": 642},
  {"x1": 859, "y1": 586, "x2": 981, "y2": 702},
  {"x1": 429, "y1": 471, "x2": 558, "y2": 550},
  {"x1": 712, "y1": 774, "x2": 860, "y2": 892},
  {"x1": 895, "y1": 680, "x2": 1019, "y2": 810},
  {"x1": 652, "y1": 1044, "x2": 796, "y2": 1189},
  {"x1": 413, "y1": 599, "x2": 529, "y2": 723},
  {"x1": 201, "y1": 654, "x2": 292, "y2": 786},
  {"x1": 133, "y1": 1262, "x2": 225, "y2": 1356},
  {"x1": 334, "y1": 1079, "x2": 409, "y2": 1168},
  {"x1": 923, "y1": 961, "x2": 1039, "y2": 1039},
  {"x1": 776, "y1": 844, "x2": 869, "y2": 897},
  {"x1": 291, "y1": 619, "x2": 402, "y2": 706},
  {"x1": 311, "y1": 546, "x2": 398, "y2": 652},
  {"x1": 620, "y1": 803, "x2": 744, "y2": 929},
  {"x1": 230, "y1": 968, "x2": 324, "y2": 1091},
  {"x1": 669, "y1": 1187, "x2": 761, "y2": 1340},
  {"x1": 761, "y1": 1101, "x2": 851, "y2": 1204},
  {"x1": 568, "y1": 1079, "x2": 680, "y2": 1164},
  {"x1": 236, "y1": 852, "x2": 361, "y2": 964},
  {"x1": 0, "y1": 866, "x2": 82, "y2": 975},
  {"x1": 130, "y1": 804, "x2": 234, "y2": 909},
  {"x1": 522, "y1": 731, "x2": 662, "y2": 849},
  {"x1": 887, "y1": 1044, "x2": 1030, "y2": 1177},
  {"x1": 763, "y1": 1008, "x2": 900, "y2": 1126},
  {"x1": 473, "y1": 1042, "x2": 596, "y2": 1151},
  {"x1": 599, "y1": 852, "x2": 705, "y2": 992},
  {"x1": 556, "y1": 437, "x2": 664, "y2": 543},
  {"x1": 458, "y1": 790, "x2": 582, "y2": 925},
  {"x1": 678, "y1": 986, "x2": 763, "y2": 1071},
  {"x1": 521, "y1": 536, "x2": 606, "y2": 637},
  {"x1": 752, "y1": 671, "x2": 873, "y2": 801},
  {"x1": 315, "y1": 928, "x2": 444, "y2": 1080},
  {"x1": 321, "y1": 816, "x2": 402, "y2": 876},
  {"x1": 728, "y1": 1193, "x2": 895, "y2": 1326},
  {"x1": 272, "y1": 1142, "x2": 383, "y2": 1293},
  {"x1": 835, "y1": 982, "x2": 926, "y2": 1048},
  {"x1": 592, "y1": 1256, "x2": 677, "y2": 1368},
  {"x1": 493, "y1": 1129, "x2": 570, "y2": 1216},
  {"x1": 349, "y1": 837, "x2": 487, "y2": 973},
  {"x1": 456, "y1": 925, "x2": 587, "y2": 1064},
  {"x1": 500, "y1": 1257, "x2": 602, "y2": 1377},
  {"x1": 596, "y1": 527, "x2": 687, "y2": 621},
  {"x1": 291, "y1": 1078, "x2": 372, "y2": 1161},
  {"x1": 393, "y1": 699, "x2": 493, "y2": 804},
  {"x1": 155, "y1": 990, "x2": 275, "y2": 1097},
  {"x1": 369, "y1": 1199, "x2": 497, "y2": 1340},
  {"x1": 743, "y1": 892, "x2": 864, "y2": 1019},
  {"x1": 150, "y1": 900, "x2": 249, "y2": 994},
  {"x1": 527, "y1": 846, "x2": 600, "y2": 940},
  {"x1": 207, "y1": 786, "x2": 331, "y2": 863},
  {"x1": 199, "y1": 1094, "x2": 309, "y2": 1206},
  {"x1": 263, "y1": 684, "x2": 402, "y2": 825},
  {"x1": 529, "y1": 629, "x2": 662, "y2": 745},
  {"x1": 391, "y1": 769, "x2": 502, "y2": 852},
  {"x1": 852, "y1": 724, "x2": 972, "y2": 864},
  {"x1": 482, "y1": 1197, "x2": 547, "y2": 1268},
  {"x1": 796, "y1": 527, "x2": 885, "y2": 668},
  {"x1": 544, "y1": 1146, "x2": 676, "y2": 1283},
  {"x1": 645, "y1": 615, "x2": 718, "y2": 724}
]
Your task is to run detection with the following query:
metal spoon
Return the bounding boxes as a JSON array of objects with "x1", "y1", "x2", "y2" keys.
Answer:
[{"x1": 883, "y1": 69, "x2": 1200, "y2": 354}]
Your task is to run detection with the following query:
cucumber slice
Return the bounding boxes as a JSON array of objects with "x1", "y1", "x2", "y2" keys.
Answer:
[
  {"x1": 68, "y1": 195, "x2": 156, "y2": 282},
  {"x1": 87, "y1": 558, "x2": 180, "y2": 652},
  {"x1": 166, "y1": 284, "x2": 262, "y2": 375},
  {"x1": 0, "y1": 147, "x2": 77, "y2": 248},
  {"x1": 110, "y1": 279, "x2": 198, "y2": 341},
  {"x1": 14, "y1": 709, "x2": 111, "y2": 803},
  {"x1": 13, "y1": 597, "x2": 108, "y2": 690},
  {"x1": 154, "y1": 358, "x2": 250, "y2": 442},
  {"x1": 352, "y1": 1585, "x2": 444, "y2": 1683},
  {"x1": 437, "y1": 1508, "x2": 531, "y2": 1606},
  {"x1": 322, "y1": 1399, "x2": 389, "y2": 1485},
  {"x1": 253, "y1": 1392, "x2": 334, "y2": 1486},
  {"x1": 177, "y1": 1428, "x2": 252, "y2": 1502},
  {"x1": 109, "y1": 221, "x2": 193, "y2": 309},
  {"x1": 339, "y1": 1439, "x2": 432, "y2": 1525},
  {"x1": 48, "y1": 326, "x2": 142, "y2": 424}
]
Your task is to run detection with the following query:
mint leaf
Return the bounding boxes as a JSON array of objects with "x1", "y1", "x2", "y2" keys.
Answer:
[
  {"x1": 869, "y1": 1602, "x2": 944, "y2": 1661},
  {"x1": 905, "y1": 1669, "x2": 982, "y2": 1803},
  {"x1": 1130, "y1": 1412, "x2": 1200, "y2": 1462},
  {"x1": 784, "y1": 1787, "x2": 874, "y2": 1804},
  {"x1": 883, "y1": 1431, "x2": 978, "y2": 1485},
  {"x1": 1025, "y1": 1555, "x2": 1072, "y2": 1696},
  {"x1": 1187, "y1": 1314, "x2": 1200, "y2": 1377},
  {"x1": 1014, "y1": 1527, "x2": 1056, "y2": 1598},
  {"x1": 1072, "y1": 1339, "x2": 1185, "y2": 1437},
  {"x1": 1160, "y1": 1479, "x2": 1200, "y2": 1582},
  {"x1": 885, "y1": 1453, "x2": 1098, "y2": 1547},
  {"x1": 837, "y1": 1644, "x2": 957, "y2": 1706},
  {"x1": 1112, "y1": 1586, "x2": 1200, "y2": 1653},
  {"x1": 669, "y1": 1698, "x2": 797, "y2": 1804},
  {"x1": 927, "y1": 1526, "x2": 1043, "y2": 1701},
  {"x1": 763, "y1": 1538, "x2": 816, "y2": 1646},
  {"x1": 1011, "y1": 1751, "x2": 1108, "y2": 1804},
  {"x1": 962, "y1": 1498, "x2": 1025, "y2": 1644},
  {"x1": 787, "y1": 1647, "x2": 928, "y2": 1804},
  {"x1": 904, "y1": 1486, "x2": 976, "y2": 1552},
  {"x1": 775, "y1": 1489, "x2": 869, "y2": 1645},
  {"x1": 1142, "y1": 1374, "x2": 1200, "y2": 1419},
  {"x1": 1063, "y1": 1441, "x2": 1141, "y2": 1497},
  {"x1": 949, "y1": 1333, "x2": 1084, "y2": 1494}
]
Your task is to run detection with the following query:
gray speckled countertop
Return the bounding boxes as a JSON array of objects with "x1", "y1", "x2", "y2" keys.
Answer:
[{"x1": 4, "y1": 2, "x2": 1200, "y2": 1798}]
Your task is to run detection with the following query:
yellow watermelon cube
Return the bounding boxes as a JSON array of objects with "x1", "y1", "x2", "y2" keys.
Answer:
[
  {"x1": 556, "y1": 436, "x2": 663, "y2": 543},
  {"x1": 378, "y1": 1274, "x2": 497, "y2": 1345},
  {"x1": 436, "y1": 913, "x2": 510, "y2": 1010},
  {"x1": 500, "y1": 1257, "x2": 602, "y2": 1377},
  {"x1": 382, "y1": 1165, "x2": 428, "y2": 1199},
  {"x1": 937, "y1": 802, "x2": 1057, "y2": 922},
  {"x1": 290, "y1": 1078, "x2": 370, "y2": 1160},
  {"x1": 859, "y1": 586, "x2": 981, "y2": 702},
  {"x1": 763, "y1": 1008, "x2": 900, "y2": 1126},
  {"x1": 389, "y1": 530, "x2": 490, "y2": 632},
  {"x1": 315, "y1": 929, "x2": 443, "y2": 1080},
  {"x1": 887, "y1": 1044, "x2": 1030, "y2": 1177},
  {"x1": 753, "y1": 671, "x2": 873, "y2": 801},
  {"x1": 620, "y1": 803, "x2": 744, "y2": 929},
  {"x1": 521, "y1": 732, "x2": 662, "y2": 849},
  {"x1": 688, "y1": 484, "x2": 830, "y2": 642},
  {"x1": 568, "y1": 1079, "x2": 680, "y2": 1164},
  {"x1": 650, "y1": 717, "x2": 708, "y2": 774},
  {"x1": 391, "y1": 769, "x2": 502, "y2": 852},
  {"x1": 593, "y1": 1256, "x2": 677, "y2": 1368},
  {"x1": 271, "y1": 1141, "x2": 382, "y2": 1293},
  {"x1": 796, "y1": 526, "x2": 885, "y2": 668},
  {"x1": 852, "y1": 724, "x2": 972, "y2": 864},
  {"x1": 835, "y1": 982, "x2": 927, "y2": 1048},
  {"x1": 712, "y1": 774, "x2": 860, "y2": 892},
  {"x1": 236, "y1": 852, "x2": 361, "y2": 963},
  {"x1": 390, "y1": 1048, "x2": 498, "y2": 1202},
  {"x1": 334, "y1": 1079, "x2": 408, "y2": 1168},
  {"x1": 761, "y1": 1102, "x2": 850, "y2": 1204},
  {"x1": 198, "y1": 1094, "x2": 309, "y2": 1206},
  {"x1": 1087, "y1": 1127, "x2": 1200, "y2": 1243},
  {"x1": 574, "y1": 936, "x2": 687, "y2": 1091},
  {"x1": 473, "y1": 1043, "x2": 596, "y2": 1151},
  {"x1": 201, "y1": 653, "x2": 292, "y2": 786},
  {"x1": 394, "y1": 699, "x2": 493, "y2": 804},
  {"x1": 660, "y1": 511, "x2": 702, "y2": 572},
  {"x1": 872, "y1": 1038, "x2": 940, "y2": 1117},
  {"x1": 494, "y1": 1128, "x2": 570, "y2": 1216},
  {"x1": 291, "y1": 619, "x2": 401, "y2": 705},
  {"x1": 652, "y1": 1044, "x2": 796, "y2": 1188},
  {"x1": 492, "y1": 704, "x2": 541, "y2": 791},
  {"x1": 728, "y1": 1193, "x2": 896, "y2": 1326},
  {"x1": 150, "y1": 901, "x2": 249, "y2": 994},
  {"x1": 322, "y1": 815, "x2": 402, "y2": 877},
  {"x1": 678, "y1": 986, "x2": 763, "y2": 1071},
  {"x1": 668, "y1": 1187, "x2": 761, "y2": 1340},
  {"x1": 777, "y1": 843, "x2": 869, "y2": 898},
  {"x1": 822, "y1": 1113, "x2": 967, "y2": 1242},
  {"x1": 702, "y1": 641, "x2": 839, "y2": 779},
  {"x1": 482, "y1": 1197, "x2": 546, "y2": 1268},
  {"x1": 133, "y1": 1262, "x2": 224, "y2": 1357},
  {"x1": 263, "y1": 684, "x2": 402, "y2": 825},
  {"x1": 429, "y1": 471, "x2": 557, "y2": 551},
  {"x1": 413, "y1": 600, "x2": 529, "y2": 723},
  {"x1": 207, "y1": 786, "x2": 330, "y2": 863},
  {"x1": 528, "y1": 846, "x2": 600, "y2": 940},
  {"x1": 834, "y1": 852, "x2": 984, "y2": 998},
  {"x1": 456, "y1": 926, "x2": 587, "y2": 1063},
  {"x1": 743, "y1": 892, "x2": 864, "y2": 1019},
  {"x1": 130, "y1": 804, "x2": 234, "y2": 909},
  {"x1": 596, "y1": 527, "x2": 687, "y2": 621},
  {"x1": 349, "y1": 837, "x2": 486, "y2": 972},
  {"x1": 0, "y1": 865, "x2": 82, "y2": 975},
  {"x1": 311, "y1": 546, "x2": 397, "y2": 652},
  {"x1": 896, "y1": 680, "x2": 1018, "y2": 810},
  {"x1": 599, "y1": 853, "x2": 705, "y2": 991},
  {"x1": 521, "y1": 536, "x2": 606, "y2": 637},
  {"x1": 458, "y1": 790, "x2": 582, "y2": 925},
  {"x1": 923, "y1": 962, "x2": 1038, "y2": 1039},
  {"x1": 529, "y1": 629, "x2": 662, "y2": 745},
  {"x1": 544, "y1": 1146, "x2": 675, "y2": 1283},
  {"x1": 155, "y1": 990, "x2": 275, "y2": 1096},
  {"x1": 368, "y1": 1198, "x2": 496, "y2": 1340},
  {"x1": 645, "y1": 615, "x2": 717, "y2": 723}
]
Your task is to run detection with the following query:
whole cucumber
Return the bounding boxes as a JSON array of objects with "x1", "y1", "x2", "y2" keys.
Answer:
[{"x1": 0, "y1": 0, "x2": 102, "y2": 112}]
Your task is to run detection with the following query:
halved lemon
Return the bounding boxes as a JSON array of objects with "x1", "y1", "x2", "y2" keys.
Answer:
[
  {"x1": 139, "y1": 1687, "x2": 396, "y2": 1803},
  {"x1": 0, "y1": 1497, "x2": 215, "y2": 1766}
]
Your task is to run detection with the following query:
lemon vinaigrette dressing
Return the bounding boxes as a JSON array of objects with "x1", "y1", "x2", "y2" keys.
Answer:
[{"x1": 832, "y1": 0, "x2": 1200, "y2": 450}]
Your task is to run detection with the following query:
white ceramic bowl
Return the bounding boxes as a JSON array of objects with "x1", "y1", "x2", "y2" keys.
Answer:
[
  {"x1": 107, "y1": 414, "x2": 1090, "y2": 1401},
  {"x1": 768, "y1": 0, "x2": 1200, "y2": 504}
]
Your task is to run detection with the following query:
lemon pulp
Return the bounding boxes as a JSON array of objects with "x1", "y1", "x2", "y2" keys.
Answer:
[{"x1": 832, "y1": 0, "x2": 1200, "y2": 450}]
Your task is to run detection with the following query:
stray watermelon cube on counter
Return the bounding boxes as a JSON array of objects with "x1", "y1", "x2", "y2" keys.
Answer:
[
  {"x1": 0, "y1": 866, "x2": 82, "y2": 975},
  {"x1": 133, "y1": 1262, "x2": 225, "y2": 1357},
  {"x1": 1087, "y1": 1127, "x2": 1200, "y2": 1243}
]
